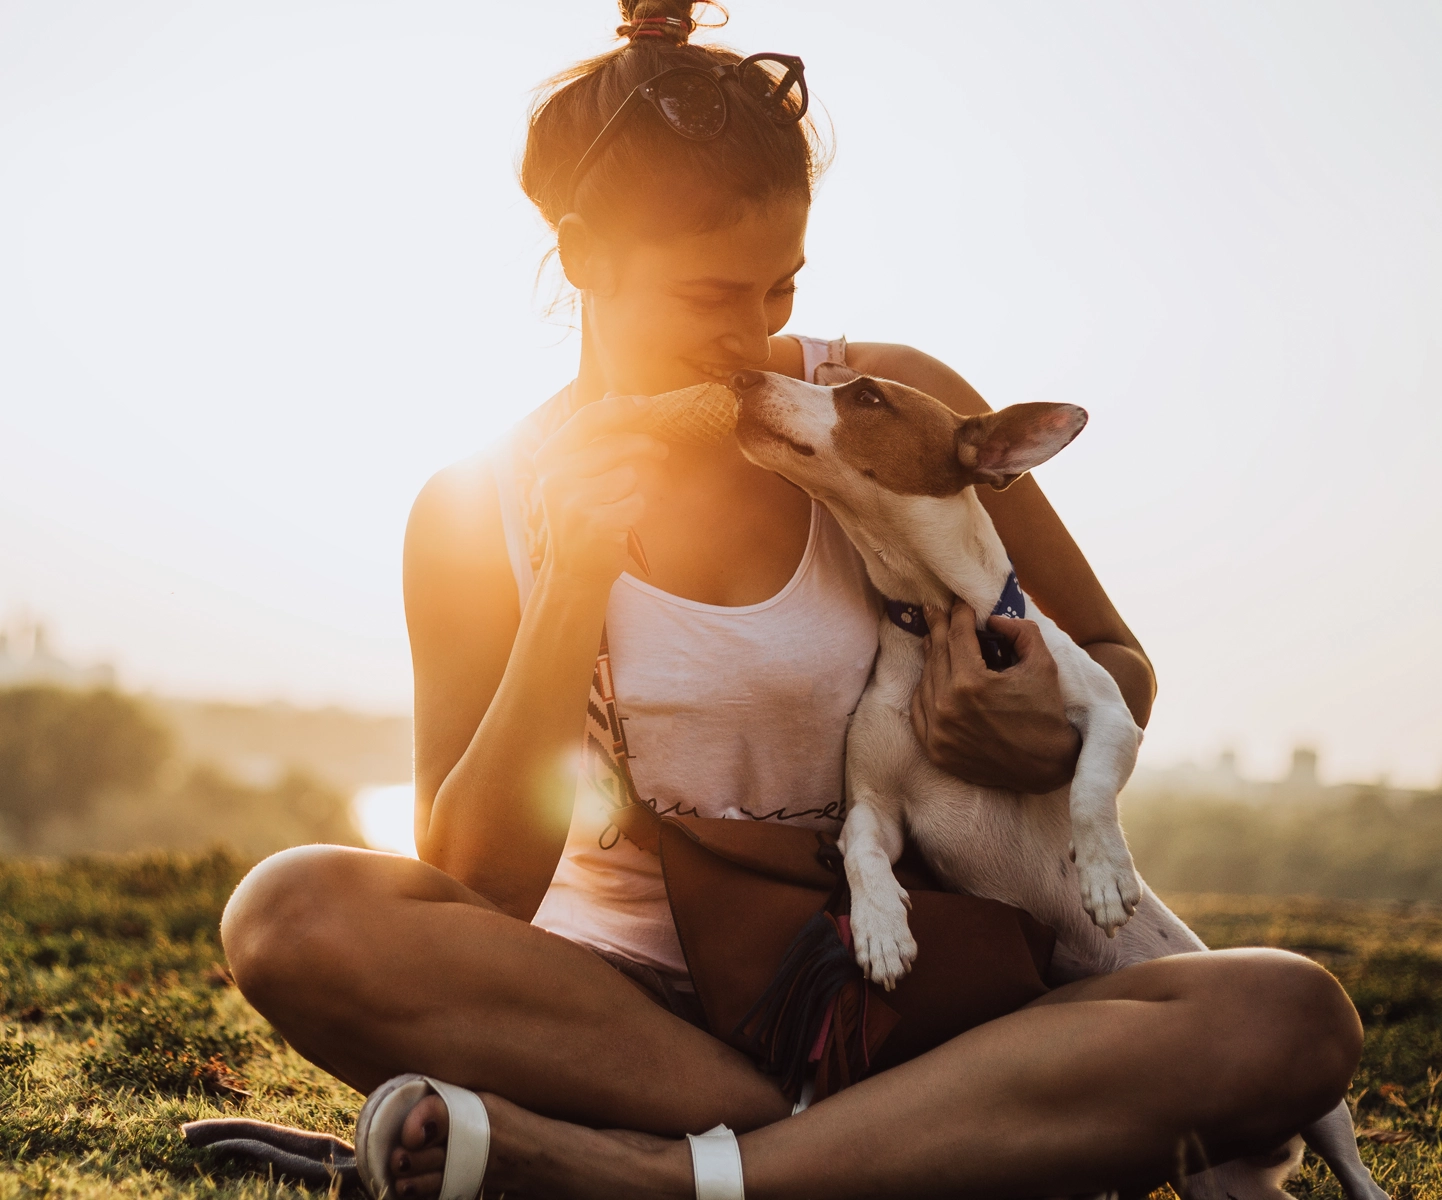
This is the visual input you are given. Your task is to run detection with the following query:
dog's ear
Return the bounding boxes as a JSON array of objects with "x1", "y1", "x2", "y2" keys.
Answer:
[
  {"x1": 813, "y1": 362, "x2": 860, "y2": 386},
  {"x1": 955, "y1": 403, "x2": 1088, "y2": 490}
]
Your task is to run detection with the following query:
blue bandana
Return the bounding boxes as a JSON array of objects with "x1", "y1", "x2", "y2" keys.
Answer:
[{"x1": 885, "y1": 569, "x2": 1026, "y2": 672}]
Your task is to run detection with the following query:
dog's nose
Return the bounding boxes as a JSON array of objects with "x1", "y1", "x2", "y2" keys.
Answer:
[{"x1": 730, "y1": 370, "x2": 766, "y2": 393}]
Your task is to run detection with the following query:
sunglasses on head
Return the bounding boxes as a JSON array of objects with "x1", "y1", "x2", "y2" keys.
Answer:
[{"x1": 567, "y1": 53, "x2": 808, "y2": 204}]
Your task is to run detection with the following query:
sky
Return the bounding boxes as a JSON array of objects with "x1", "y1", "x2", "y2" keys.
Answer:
[{"x1": 1, "y1": 1, "x2": 1439, "y2": 787}]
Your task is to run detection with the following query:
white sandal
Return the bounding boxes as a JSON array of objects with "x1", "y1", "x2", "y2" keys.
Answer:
[
  {"x1": 683, "y1": 1071, "x2": 807, "y2": 1199},
  {"x1": 358, "y1": 1071, "x2": 745, "y2": 1200},
  {"x1": 355, "y1": 1074, "x2": 491, "y2": 1200},
  {"x1": 688, "y1": 1124, "x2": 745, "y2": 1200}
]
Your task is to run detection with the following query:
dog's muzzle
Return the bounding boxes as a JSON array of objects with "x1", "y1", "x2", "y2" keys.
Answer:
[{"x1": 729, "y1": 369, "x2": 767, "y2": 394}]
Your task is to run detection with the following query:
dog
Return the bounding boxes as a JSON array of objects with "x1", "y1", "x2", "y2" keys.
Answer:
[{"x1": 730, "y1": 364, "x2": 1386, "y2": 1200}]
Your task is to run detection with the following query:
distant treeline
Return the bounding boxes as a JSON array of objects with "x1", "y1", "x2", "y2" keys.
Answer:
[
  {"x1": 0, "y1": 685, "x2": 363, "y2": 858},
  {"x1": 1126, "y1": 791, "x2": 1442, "y2": 903},
  {"x1": 6, "y1": 682, "x2": 1441, "y2": 901}
]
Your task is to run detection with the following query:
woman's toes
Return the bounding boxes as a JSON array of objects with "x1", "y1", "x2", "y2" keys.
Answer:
[
  {"x1": 401, "y1": 1094, "x2": 450, "y2": 1151},
  {"x1": 388, "y1": 1093, "x2": 451, "y2": 1197},
  {"x1": 392, "y1": 1172, "x2": 443, "y2": 1200},
  {"x1": 391, "y1": 1144, "x2": 447, "y2": 1179}
]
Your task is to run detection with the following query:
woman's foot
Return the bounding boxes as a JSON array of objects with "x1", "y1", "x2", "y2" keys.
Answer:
[{"x1": 386, "y1": 1088, "x2": 695, "y2": 1200}]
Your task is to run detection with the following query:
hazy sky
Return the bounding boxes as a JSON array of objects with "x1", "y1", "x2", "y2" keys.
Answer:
[{"x1": 2, "y1": 1, "x2": 1439, "y2": 786}]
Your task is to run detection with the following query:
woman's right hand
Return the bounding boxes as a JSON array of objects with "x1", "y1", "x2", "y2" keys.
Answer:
[{"x1": 532, "y1": 392, "x2": 669, "y2": 587}]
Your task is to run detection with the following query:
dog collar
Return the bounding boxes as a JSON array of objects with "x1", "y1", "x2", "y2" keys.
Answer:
[
  {"x1": 884, "y1": 599, "x2": 929, "y2": 635},
  {"x1": 884, "y1": 570, "x2": 1026, "y2": 672}
]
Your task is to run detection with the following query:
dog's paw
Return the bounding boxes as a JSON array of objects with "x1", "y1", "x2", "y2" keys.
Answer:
[
  {"x1": 1073, "y1": 834, "x2": 1142, "y2": 936},
  {"x1": 849, "y1": 878, "x2": 916, "y2": 992}
]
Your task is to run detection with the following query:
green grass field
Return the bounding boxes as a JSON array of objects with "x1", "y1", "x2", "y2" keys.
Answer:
[{"x1": 1, "y1": 852, "x2": 1438, "y2": 1198}]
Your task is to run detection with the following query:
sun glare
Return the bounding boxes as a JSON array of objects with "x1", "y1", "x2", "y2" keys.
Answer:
[{"x1": 352, "y1": 782, "x2": 418, "y2": 858}]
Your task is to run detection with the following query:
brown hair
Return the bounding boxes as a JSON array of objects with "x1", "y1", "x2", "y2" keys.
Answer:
[{"x1": 519, "y1": 0, "x2": 828, "y2": 240}]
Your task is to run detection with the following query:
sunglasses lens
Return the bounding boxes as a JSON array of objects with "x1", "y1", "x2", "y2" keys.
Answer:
[
  {"x1": 740, "y1": 57, "x2": 806, "y2": 120},
  {"x1": 654, "y1": 74, "x2": 726, "y2": 139}
]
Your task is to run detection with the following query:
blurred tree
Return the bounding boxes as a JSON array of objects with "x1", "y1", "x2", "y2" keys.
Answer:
[
  {"x1": 0, "y1": 686, "x2": 171, "y2": 842},
  {"x1": 1126, "y1": 790, "x2": 1442, "y2": 902},
  {"x1": 167, "y1": 763, "x2": 364, "y2": 859}
]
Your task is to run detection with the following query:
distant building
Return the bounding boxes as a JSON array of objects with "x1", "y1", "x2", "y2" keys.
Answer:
[
  {"x1": 0, "y1": 616, "x2": 116, "y2": 690},
  {"x1": 1284, "y1": 747, "x2": 1319, "y2": 790}
]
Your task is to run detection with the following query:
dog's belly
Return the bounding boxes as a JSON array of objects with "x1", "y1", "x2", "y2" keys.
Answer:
[
  {"x1": 904, "y1": 775, "x2": 1202, "y2": 974},
  {"x1": 848, "y1": 669, "x2": 1204, "y2": 975},
  {"x1": 848, "y1": 695, "x2": 1205, "y2": 974}
]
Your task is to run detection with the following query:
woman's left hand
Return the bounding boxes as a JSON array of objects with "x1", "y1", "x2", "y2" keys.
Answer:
[{"x1": 910, "y1": 601, "x2": 1081, "y2": 792}]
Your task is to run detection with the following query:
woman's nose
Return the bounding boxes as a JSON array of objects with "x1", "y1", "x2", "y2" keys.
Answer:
[{"x1": 716, "y1": 322, "x2": 772, "y2": 367}]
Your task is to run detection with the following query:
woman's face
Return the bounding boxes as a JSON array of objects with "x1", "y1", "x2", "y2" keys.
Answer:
[{"x1": 572, "y1": 196, "x2": 809, "y2": 397}]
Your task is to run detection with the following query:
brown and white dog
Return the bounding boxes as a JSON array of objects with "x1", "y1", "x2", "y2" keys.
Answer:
[{"x1": 729, "y1": 365, "x2": 1385, "y2": 1200}]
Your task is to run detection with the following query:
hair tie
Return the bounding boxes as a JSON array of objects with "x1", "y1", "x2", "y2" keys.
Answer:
[{"x1": 616, "y1": 14, "x2": 693, "y2": 43}]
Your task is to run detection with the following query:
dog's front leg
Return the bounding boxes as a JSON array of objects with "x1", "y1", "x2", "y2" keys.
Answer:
[
  {"x1": 1066, "y1": 697, "x2": 1144, "y2": 935},
  {"x1": 1043, "y1": 619, "x2": 1144, "y2": 936},
  {"x1": 839, "y1": 787, "x2": 914, "y2": 992}
]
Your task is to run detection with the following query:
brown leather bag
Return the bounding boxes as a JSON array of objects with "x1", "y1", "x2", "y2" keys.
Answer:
[{"x1": 615, "y1": 800, "x2": 1054, "y2": 1098}]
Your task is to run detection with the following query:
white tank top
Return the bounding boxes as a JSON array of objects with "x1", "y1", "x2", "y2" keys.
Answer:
[{"x1": 494, "y1": 337, "x2": 880, "y2": 978}]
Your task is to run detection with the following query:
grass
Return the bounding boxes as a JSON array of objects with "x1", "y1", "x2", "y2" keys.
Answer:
[
  {"x1": 0, "y1": 851, "x2": 358, "y2": 1198},
  {"x1": 0, "y1": 853, "x2": 1438, "y2": 1197}
]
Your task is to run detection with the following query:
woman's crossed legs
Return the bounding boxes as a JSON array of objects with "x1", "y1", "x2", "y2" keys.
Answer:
[{"x1": 221, "y1": 845, "x2": 1361, "y2": 1200}]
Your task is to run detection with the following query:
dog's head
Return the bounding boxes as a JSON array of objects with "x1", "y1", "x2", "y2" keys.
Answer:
[{"x1": 731, "y1": 365, "x2": 1088, "y2": 515}]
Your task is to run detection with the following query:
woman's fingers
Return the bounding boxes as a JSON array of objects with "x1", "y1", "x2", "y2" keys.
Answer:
[
  {"x1": 579, "y1": 432, "x2": 670, "y2": 475},
  {"x1": 546, "y1": 391, "x2": 653, "y2": 455},
  {"x1": 917, "y1": 614, "x2": 947, "y2": 726},
  {"x1": 590, "y1": 492, "x2": 646, "y2": 530},
  {"x1": 921, "y1": 604, "x2": 951, "y2": 675},
  {"x1": 990, "y1": 615, "x2": 1047, "y2": 667},
  {"x1": 942, "y1": 602, "x2": 988, "y2": 677},
  {"x1": 528, "y1": 393, "x2": 674, "y2": 584},
  {"x1": 576, "y1": 464, "x2": 639, "y2": 507},
  {"x1": 536, "y1": 431, "x2": 668, "y2": 484}
]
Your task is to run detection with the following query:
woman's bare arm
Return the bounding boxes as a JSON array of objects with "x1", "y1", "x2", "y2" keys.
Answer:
[
  {"x1": 847, "y1": 341, "x2": 1156, "y2": 726},
  {"x1": 404, "y1": 396, "x2": 666, "y2": 918}
]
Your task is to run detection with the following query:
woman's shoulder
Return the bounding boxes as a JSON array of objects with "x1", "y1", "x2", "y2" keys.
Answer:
[
  {"x1": 406, "y1": 449, "x2": 507, "y2": 579},
  {"x1": 406, "y1": 383, "x2": 573, "y2": 560},
  {"x1": 844, "y1": 342, "x2": 992, "y2": 417}
]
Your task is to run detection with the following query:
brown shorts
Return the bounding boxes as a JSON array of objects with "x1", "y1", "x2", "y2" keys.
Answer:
[{"x1": 589, "y1": 945, "x2": 709, "y2": 1030}]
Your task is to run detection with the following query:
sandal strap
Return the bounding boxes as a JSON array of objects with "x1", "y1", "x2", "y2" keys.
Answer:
[
  {"x1": 687, "y1": 1124, "x2": 745, "y2": 1200},
  {"x1": 354, "y1": 1073, "x2": 490, "y2": 1200},
  {"x1": 423, "y1": 1077, "x2": 491, "y2": 1200}
]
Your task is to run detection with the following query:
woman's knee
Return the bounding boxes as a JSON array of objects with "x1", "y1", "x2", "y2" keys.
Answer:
[
  {"x1": 221, "y1": 844, "x2": 383, "y2": 1005},
  {"x1": 1214, "y1": 949, "x2": 1362, "y2": 1125},
  {"x1": 1270, "y1": 950, "x2": 1363, "y2": 1108}
]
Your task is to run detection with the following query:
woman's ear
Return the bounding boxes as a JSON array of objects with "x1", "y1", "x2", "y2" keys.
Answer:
[{"x1": 557, "y1": 214, "x2": 601, "y2": 291}]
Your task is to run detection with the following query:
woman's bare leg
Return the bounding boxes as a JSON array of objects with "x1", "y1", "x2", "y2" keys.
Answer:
[
  {"x1": 222, "y1": 846, "x2": 1361, "y2": 1199},
  {"x1": 220, "y1": 845, "x2": 793, "y2": 1133}
]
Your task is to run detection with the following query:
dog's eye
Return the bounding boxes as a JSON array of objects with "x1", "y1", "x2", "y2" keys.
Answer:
[{"x1": 857, "y1": 387, "x2": 884, "y2": 406}]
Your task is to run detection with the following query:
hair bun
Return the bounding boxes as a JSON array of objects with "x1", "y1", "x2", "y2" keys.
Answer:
[{"x1": 615, "y1": 1, "x2": 699, "y2": 44}]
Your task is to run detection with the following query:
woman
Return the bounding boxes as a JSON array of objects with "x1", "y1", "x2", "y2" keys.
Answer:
[{"x1": 220, "y1": 3, "x2": 1361, "y2": 1197}]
